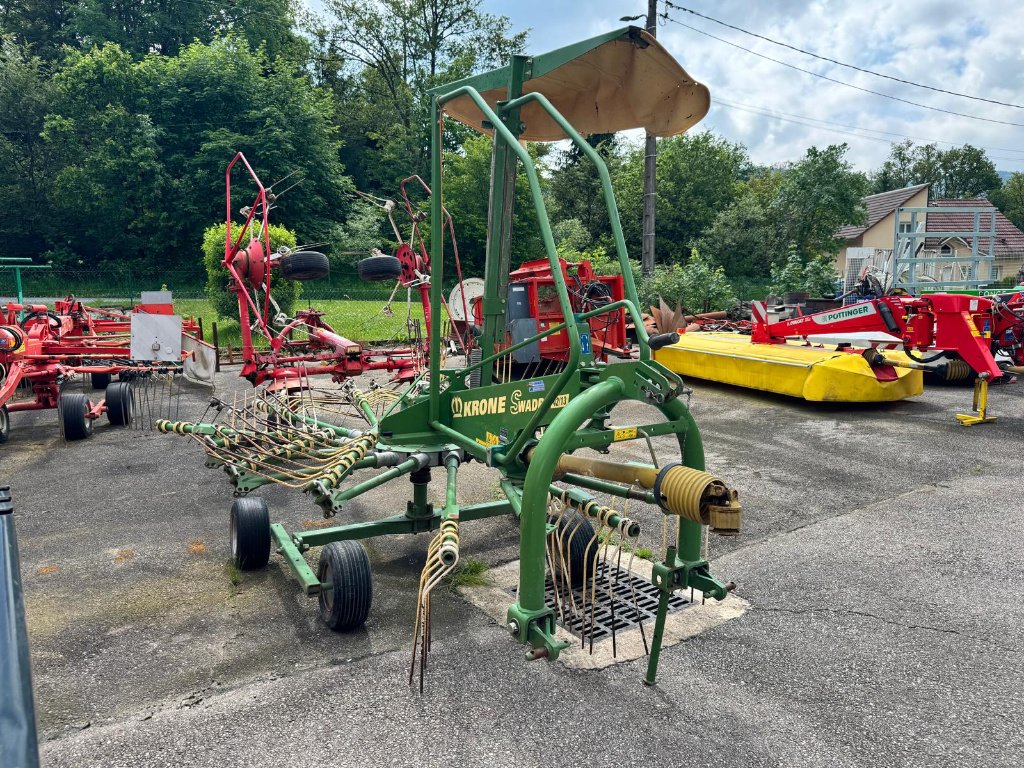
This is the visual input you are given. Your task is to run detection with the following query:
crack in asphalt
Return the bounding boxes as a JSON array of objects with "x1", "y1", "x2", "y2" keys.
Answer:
[{"x1": 756, "y1": 605, "x2": 1021, "y2": 654}]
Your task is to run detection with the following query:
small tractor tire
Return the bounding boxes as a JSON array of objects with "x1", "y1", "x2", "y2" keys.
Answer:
[
  {"x1": 357, "y1": 255, "x2": 402, "y2": 282},
  {"x1": 59, "y1": 392, "x2": 93, "y2": 441},
  {"x1": 317, "y1": 540, "x2": 373, "y2": 631},
  {"x1": 0, "y1": 404, "x2": 9, "y2": 443},
  {"x1": 105, "y1": 381, "x2": 133, "y2": 426},
  {"x1": 90, "y1": 371, "x2": 111, "y2": 390},
  {"x1": 279, "y1": 251, "x2": 329, "y2": 281},
  {"x1": 230, "y1": 497, "x2": 271, "y2": 570},
  {"x1": 551, "y1": 509, "x2": 598, "y2": 588}
]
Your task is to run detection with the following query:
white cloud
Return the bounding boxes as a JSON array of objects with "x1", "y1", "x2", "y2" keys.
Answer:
[{"x1": 486, "y1": 0, "x2": 1024, "y2": 175}]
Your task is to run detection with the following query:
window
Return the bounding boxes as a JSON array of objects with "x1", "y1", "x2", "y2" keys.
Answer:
[
  {"x1": 992, "y1": 266, "x2": 1001, "y2": 280},
  {"x1": 940, "y1": 243, "x2": 953, "y2": 255},
  {"x1": 898, "y1": 221, "x2": 913, "y2": 234}
]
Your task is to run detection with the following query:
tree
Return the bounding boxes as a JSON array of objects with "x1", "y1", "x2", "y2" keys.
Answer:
[
  {"x1": 319, "y1": 0, "x2": 527, "y2": 192},
  {"x1": 772, "y1": 143, "x2": 868, "y2": 261},
  {"x1": 940, "y1": 144, "x2": 1002, "y2": 199},
  {"x1": 440, "y1": 133, "x2": 545, "y2": 276},
  {"x1": 990, "y1": 172, "x2": 1024, "y2": 231},
  {"x1": 0, "y1": 0, "x2": 75, "y2": 60},
  {"x1": 695, "y1": 188, "x2": 786, "y2": 279},
  {"x1": 0, "y1": 38, "x2": 56, "y2": 259},
  {"x1": 547, "y1": 134, "x2": 620, "y2": 247},
  {"x1": 70, "y1": 0, "x2": 308, "y2": 61},
  {"x1": 614, "y1": 131, "x2": 749, "y2": 264},
  {"x1": 871, "y1": 141, "x2": 1001, "y2": 198}
]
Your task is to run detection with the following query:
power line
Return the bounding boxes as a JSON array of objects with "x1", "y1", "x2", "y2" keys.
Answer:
[
  {"x1": 713, "y1": 97, "x2": 1024, "y2": 157},
  {"x1": 710, "y1": 99, "x2": 1024, "y2": 163},
  {"x1": 664, "y1": 1, "x2": 1024, "y2": 111},
  {"x1": 660, "y1": 11, "x2": 1024, "y2": 129}
]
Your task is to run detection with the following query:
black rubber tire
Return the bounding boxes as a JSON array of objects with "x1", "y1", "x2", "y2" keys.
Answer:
[
  {"x1": 105, "y1": 381, "x2": 133, "y2": 426},
  {"x1": 59, "y1": 392, "x2": 93, "y2": 441},
  {"x1": 230, "y1": 497, "x2": 271, "y2": 570},
  {"x1": 317, "y1": 540, "x2": 373, "y2": 631},
  {"x1": 90, "y1": 371, "x2": 111, "y2": 390},
  {"x1": 551, "y1": 509, "x2": 598, "y2": 588},
  {"x1": 279, "y1": 251, "x2": 329, "y2": 281},
  {"x1": 357, "y1": 255, "x2": 402, "y2": 282},
  {"x1": 0, "y1": 404, "x2": 9, "y2": 444}
]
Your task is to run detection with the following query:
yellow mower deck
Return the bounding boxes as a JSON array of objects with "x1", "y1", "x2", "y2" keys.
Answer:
[{"x1": 654, "y1": 332, "x2": 923, "y2": 403}]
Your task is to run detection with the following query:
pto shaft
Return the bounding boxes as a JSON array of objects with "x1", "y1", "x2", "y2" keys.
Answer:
[{"x1": 549, "y1": 453, "x2": 741, "y2": 535}]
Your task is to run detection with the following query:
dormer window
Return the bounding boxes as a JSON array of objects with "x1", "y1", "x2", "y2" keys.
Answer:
[{"x1": 940, "y1": 243, "x2": 952, "y2": 255}]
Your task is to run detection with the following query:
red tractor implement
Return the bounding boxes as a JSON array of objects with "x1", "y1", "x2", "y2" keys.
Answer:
[
  {"x1": 468, "y1": 257, "x2": 631, "y2": 378},
  {"x1": 748, "y1": 290, "x2": 1024, "y2": 424},
  {"x1": 0, "y1": 296, "x2": 207, "y2": 442},
  {"x1": 223, "y1": 154, "x2": 444, "y2": 388}
]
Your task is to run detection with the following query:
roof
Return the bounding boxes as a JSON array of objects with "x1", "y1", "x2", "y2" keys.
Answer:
[
  {"x1": 837, "y1": 183, "x2": 930, "y2": 240},
  {"x1": 923, "y1": 198, "x2": 1024, "y2": 257}
]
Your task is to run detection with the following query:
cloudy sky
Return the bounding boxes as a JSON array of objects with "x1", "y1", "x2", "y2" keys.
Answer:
[{"x1": 308, "y1": 0, "x2": 1024, "y2": 175}]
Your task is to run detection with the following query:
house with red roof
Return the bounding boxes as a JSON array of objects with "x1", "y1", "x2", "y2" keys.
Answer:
[
  {"x1": 835, "y1": 183, "x2": 929, "y2": 278},
  {"x1": 922, "y1": 199, "x2": 1024, "y2": 283},
  {"x1": 836, "y1": 184, "x2": 1024, "y2": 286}
]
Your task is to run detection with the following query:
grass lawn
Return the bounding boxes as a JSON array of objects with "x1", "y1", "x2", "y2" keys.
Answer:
[{"x1": 175, "y1": 297, "x2": 428, "y2": 349}]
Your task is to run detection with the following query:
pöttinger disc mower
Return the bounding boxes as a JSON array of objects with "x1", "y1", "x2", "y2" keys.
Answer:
[{"x1": 161, "y1": 26, "x2": 742, "y2": 686}]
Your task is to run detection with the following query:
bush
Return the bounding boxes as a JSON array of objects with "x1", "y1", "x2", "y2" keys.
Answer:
[
  {"x1": 769, "y1": 247, "x2": 839, "y2": 297},
  {"x1": 203, "y1": 221, "x2": 300, "y2": 321},
  {"x1": 637, "y1": 250, "x2": 737, "y2": 313}
]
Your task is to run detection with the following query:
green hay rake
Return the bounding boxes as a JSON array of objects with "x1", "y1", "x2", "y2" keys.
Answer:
[{"x1": 161, "y1": 26, "x2": 742, "y2": 685}]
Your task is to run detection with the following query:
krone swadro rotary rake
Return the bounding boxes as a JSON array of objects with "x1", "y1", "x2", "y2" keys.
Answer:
[{"x1": 161, "y1": 27, "x2": 742, "y2": 685}]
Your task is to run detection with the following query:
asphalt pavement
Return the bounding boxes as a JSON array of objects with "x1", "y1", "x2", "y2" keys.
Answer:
[{"x1": 4, "y1": 368, "x2": 1022, "y2": 767}]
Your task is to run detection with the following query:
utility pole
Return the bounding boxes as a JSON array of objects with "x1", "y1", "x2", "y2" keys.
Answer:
[{"x1": 641, "y1": 0, "x2": 658, "y2": 276}]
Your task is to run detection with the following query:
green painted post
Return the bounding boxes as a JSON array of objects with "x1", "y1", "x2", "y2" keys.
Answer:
[
  {"x1": 515, "y1": 378, "x2": 623, "y2": 617},
  {"x1": 14, "y1": 268, "x2": 23, "y2": 306},
  {"x1": 428, "y1": 98, "x2": 444, "y2": 422},
  {"x1": 479, "y1": 55, "x2": 528, "y2": 387}
]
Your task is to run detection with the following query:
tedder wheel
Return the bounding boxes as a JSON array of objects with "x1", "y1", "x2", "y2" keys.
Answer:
[
  {"x1": 317, "y1": 540, "x2": 373, "y2": 631},
  {"x1": 0, "y1": 404, "x2": 9, "y2": 444},
  {"x1": 357, "y1": 255, "x2": 402, "y2": 282},
  {"x1": 59, "y1": 392, "x2": 93, "y2": 441},
  {"x1": 551, "y1": 509, "x2": 598, "y2": 588},
  {"x1": 230, "y1": 497, "x2": 271, "y2": 570},
  {"x1": 105, "y1": 381, "x2": 133, "y2": 426},
  {"x1": 90, "y1": 371, "x2": 111, "y2": 390},
  {"x1": 279, "y1": 251, "x2": 329, "y2": 281}
]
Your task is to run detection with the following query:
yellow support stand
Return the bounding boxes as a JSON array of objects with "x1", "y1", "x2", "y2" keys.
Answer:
[{"x1": 956, "y1": 376, "x2": 997, "y2": 426}]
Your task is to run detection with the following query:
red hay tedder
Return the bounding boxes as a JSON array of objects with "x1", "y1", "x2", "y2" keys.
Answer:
[{"x1": 0, "y1": 296, "x2": 207, "y2": 443}]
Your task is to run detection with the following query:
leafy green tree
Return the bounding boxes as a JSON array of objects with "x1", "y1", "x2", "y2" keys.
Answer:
[
  {"x1": 940, "y1": 144, "x2": 1002, "y2": 199},
  {"x1": 676, "y1": 249, "x2": 737, "y2": 313},
  {"x1": 990, "y1": 172, "x2": 1024, "y2": 231},
  {"x1": 0, "y1": 38, "x2": 56, "y2": 259},
  {"x1": 871, "y1": 140, "x2": 1001, "y2": 198},
  {"x1": 70, "y1": 0, "x2": 308, "y2": 61},
  {"x1": 440, "y1": 134, "x2": 546, "y2": 276},
  {"x1": 695, "y1": 189, "x2": 786, "y2": 279},
  {"x1": 0, "y1": 0, "x2": 75, "y2": 60},
  {"x1": 614, "y1": 131, "x2": 749, "y2": 264},
  {"x1": 547, "y1": 134, "x2": 620, "y2": 246},
  {"x1": 772, "y1": 143, "x2": 868, "y2": 261},
  {"x1": 155, "y1": 38, "x2": 350, "y2": 249},
  {"x1": 319, "y1": 0, "x2": 526, "y2": 192},
  {"x1": 769, "y1": 248, "x2": 838, "y2": 297}
]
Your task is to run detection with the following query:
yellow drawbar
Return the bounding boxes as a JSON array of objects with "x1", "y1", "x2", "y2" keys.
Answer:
[{"x1": 654, "y1": 332, "x2": 923, "y2": 403}]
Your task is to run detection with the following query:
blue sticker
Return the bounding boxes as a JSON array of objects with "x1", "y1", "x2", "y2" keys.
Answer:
[
  {"x1": 580, "y1": 333, "x2": 591, "y2": 354},
  {"x1": 528, "y1": 380, "x2": 545, "y2": 393}
]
